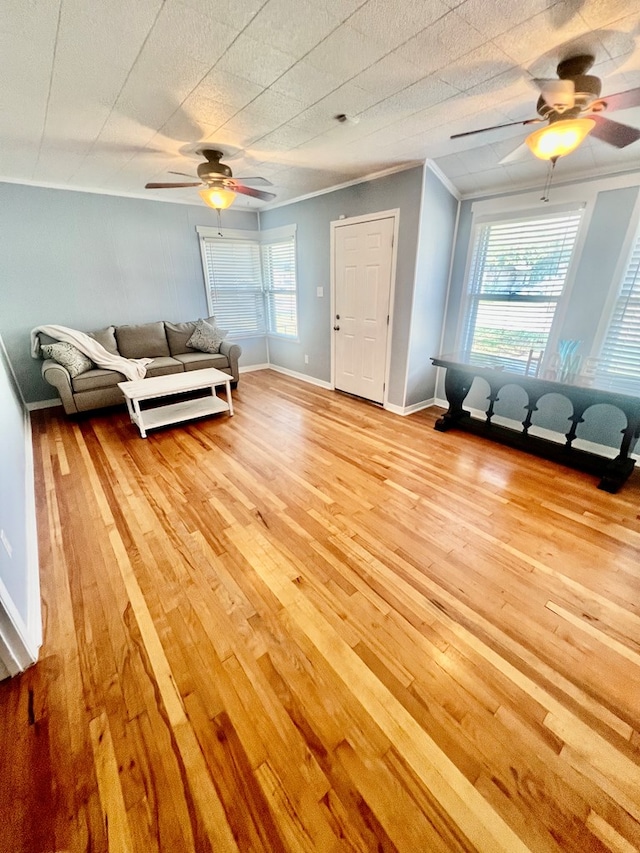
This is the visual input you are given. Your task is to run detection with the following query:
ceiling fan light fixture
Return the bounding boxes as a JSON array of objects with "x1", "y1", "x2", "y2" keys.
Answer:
[
  {"x1": 199, "y1": 186, "x2": 236, "y2": 210},
  {"x1": 525, "y1": 117, "x2": 596, "y2": 160}
]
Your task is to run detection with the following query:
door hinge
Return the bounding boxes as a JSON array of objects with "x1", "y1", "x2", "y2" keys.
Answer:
[
  {"x1": 391, "y1": 232, "x2": 394, "y2": 248},
  {"x1": 386, "y1": 314, "x2": 389, "y2": 325}
]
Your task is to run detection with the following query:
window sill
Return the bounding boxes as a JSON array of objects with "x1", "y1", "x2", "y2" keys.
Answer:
[{"x1": 267, "y1": 334, "x2": 300, "y2": 343}]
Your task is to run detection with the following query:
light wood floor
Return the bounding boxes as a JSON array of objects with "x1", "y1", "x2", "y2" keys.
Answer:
[{"x1": 2, "y1": 370, "x2": 640, "y2": 852}]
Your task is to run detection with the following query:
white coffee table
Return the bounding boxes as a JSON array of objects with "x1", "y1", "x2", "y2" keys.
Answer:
[{"x1": 118, "y1": 368, "x2": 234, "y2": 438}]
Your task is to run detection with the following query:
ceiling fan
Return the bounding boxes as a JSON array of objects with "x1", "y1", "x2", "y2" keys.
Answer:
[
  {"x1": 145, "y1": 148, "x2": 276, "y2": 208},
  {"x1": 451, "y1": 55, "x2": 640, "y2": 162}
]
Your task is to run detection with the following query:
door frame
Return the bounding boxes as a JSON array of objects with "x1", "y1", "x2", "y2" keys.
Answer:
[{"x1": 330, "y1": 209, "x2": 400, "y2": 408}]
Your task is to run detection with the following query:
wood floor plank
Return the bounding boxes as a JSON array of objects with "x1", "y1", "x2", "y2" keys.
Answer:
[
  {"x1": 3, "y1": 371, "x2": 640, "y2": 852},
  {"x1": 89, "y1": 711, "x2": 135, "y2": 852}
]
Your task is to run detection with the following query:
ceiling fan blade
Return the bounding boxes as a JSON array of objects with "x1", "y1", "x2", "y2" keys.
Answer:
[
  {"x1": 232, "y1": 183, "x2": 276, "y2": 201},
  {"x1": 234, "y1": 176, "x2": 273, "y2": 187},
  {"x1": 450, "y1": 117, "x2": 541, "y2": 140},
  {"x1": 599, "y1": 87, "x2": 640, "y2": 112},
  {"x1": 535, "y1": 78, "x2": 575, "y2": 111},
  {"x1": 589, "y1": 114, "x2": 640, "y2": 148},
  {"x1": 145, "y1": 182, "x2": 203, "y2": 189},
  {"x1": 169, "y1": 170, "x2": 199, "y2": 178}
]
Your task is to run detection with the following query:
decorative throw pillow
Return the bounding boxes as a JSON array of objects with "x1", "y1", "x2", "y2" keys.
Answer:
[
  {"x1": 41, "y1": 342, "x2": 94, "y2": 378},
  {"x1": 186, "y1": 318, "x2": 227, "y2": 354}
]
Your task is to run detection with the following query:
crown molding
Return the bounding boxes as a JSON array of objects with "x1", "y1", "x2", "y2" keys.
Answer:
[
  {"x1": 5, "y1": 161, "x2": 640, "y2": 212},
  {"x1": 425, "y1": 159, "x2": 461, "y2": 201},
  {"x1": 0, "y1": 176, "x2": 261, "y2": 211},
  {"x1": 258, "y1": 160, "x2": 424, "y2": 212},
  {"x1": 1, "y1": 162, "x2": 424, "y2": 212},
  {"x1": 459, "y1": 164, "x2": 640, "y2": 202}
]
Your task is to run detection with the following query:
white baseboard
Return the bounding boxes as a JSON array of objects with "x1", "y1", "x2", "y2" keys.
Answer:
[
  {"x1": 244, "y1": 368, "x2": 436, "y2": 404},
  {"x1": 26, "y1": 398, "x2": 61, "y2": 411},
  {"x1": 239, "y1": 362, "x2": 270, "y2": 373},
  {"x1": 433, "y1": 399, "x2": 639, "y2": 462},
  {"x1": 0, "y1": 656, "x2": 10, "y2": 681},
  {"x1": 0, "y1": 577, "x2": 38, "y2": 676},
  {"x1": 265, "y1": 364, "x2": 333, "y2": 389},
  {"x1": 385, "y1": 397, "x2": 435, "y2": 416}
]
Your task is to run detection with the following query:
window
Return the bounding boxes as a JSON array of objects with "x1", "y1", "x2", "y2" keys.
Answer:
[
  {"x1": 597, "y1": 226, "x2": 640, "y2": 393},
  {"x1": 462, "y1": 209, "x2": 583, "y2": 372},
  {"x1": 199, "y1": 236, "x2": 265, "y2": 336},
  {"x1": 262, "y1": 232, "x2": 298, "y2": 338},
  {"x1": 197, "y1": 226, "x2": 297, "y2": 339}
]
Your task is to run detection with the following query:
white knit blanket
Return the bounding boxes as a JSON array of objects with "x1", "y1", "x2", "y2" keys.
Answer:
[{"x1": 31, "y1": 324, "x2": 152, "y2": 381}]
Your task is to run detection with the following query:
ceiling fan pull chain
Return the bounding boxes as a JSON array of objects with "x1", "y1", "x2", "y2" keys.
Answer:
[
  {"x1": 541, "y1": 156, "x2": 557, "y2": 202},
  {"x1": 217, "y1": 208, "x2": 223, "y2": 237}
]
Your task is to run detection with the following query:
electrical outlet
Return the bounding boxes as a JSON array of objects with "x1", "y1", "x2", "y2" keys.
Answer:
[
  {"x1": 316, "y1": 286, "x2": 324, "y2": 297},
  {"x1": 304, "y1": 354, "x2": 309, "y2": 364},
  {"x1": 0, "y1": 529, "x2": 12, "y2": 559}
]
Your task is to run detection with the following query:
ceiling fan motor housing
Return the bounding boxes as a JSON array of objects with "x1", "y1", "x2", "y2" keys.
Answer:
[
  {"x1": 537, "y1": 75, "x2": 603, "y2": 118},
  {"x1": 545, "y1": 107, "x2": 582, "y2": 125},
  {"x1": 197, "y1": 149, "x2": 232, "y2": 182},
  {"x1": 537, "y1": 98, "x2": 578, "y2": 120},
  {"x1": 553, "y1": 56, "x2": 601, "y2": 110},
  {"x1": 572, "y1": 75, "x2": 602, "y2": 106}
]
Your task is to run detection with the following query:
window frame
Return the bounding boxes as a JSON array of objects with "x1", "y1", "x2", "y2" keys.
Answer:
[
  {"x1": 592, "y1": 192, "x2": 640, "y2": 392},
  {"x1": 196, "y1": 225, "x2": 298, "y2": 341},
  {"x1": 260, "y1": 225, "x2": 298, "y2": 341},
  {"x1": 456, "y1": 200, "x2": 589, "y2": 372}
]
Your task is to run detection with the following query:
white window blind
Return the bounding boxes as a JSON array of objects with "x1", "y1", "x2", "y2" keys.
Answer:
[
  {"x1": 201, "y1": 238, "x2": 266, "y2": 336},
  {"x1": 463, "y1": 210, "x2": 583, "y2": 371},
  {"x1": 597, "y1": 228, "x2": 640, "y2": 392},
  {"x1": 262, "y1": 235, "x2": 298, "y2": 338}
]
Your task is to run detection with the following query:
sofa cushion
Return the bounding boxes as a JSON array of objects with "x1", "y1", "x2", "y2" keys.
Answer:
[
  {"x1": 89, "y1": 325, "x2": 119, "y2": 355},
  {"x1": 165, "y1": 320, "x2": 196, "y2": 355},
  {"x1": 71, "y1": 357, "x2": 182, "y2": 392},
  {"x1": 115, "y1": 321, "x2": 170, "y2": 359},
  {"x1": 42, "y1": 342, "x2": 94, "y2": 378},
  {"x1": 173, "y1": 352, "x2": 229, "y2": 372},
  {"x1": 165, "y1": 317, "x2": 223, "y2": 355},
  {"x1": 144, "y1": 356, "x2": 184, "y2": 378},
  {"x1": 72, "y1": 367, "x2": 124, "y2": 392},
  {"x1": 186, "y1": 318, "x2": 227, "y2": 354}
]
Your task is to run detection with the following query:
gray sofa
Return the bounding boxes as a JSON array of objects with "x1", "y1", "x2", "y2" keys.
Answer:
[{"x1": 35, "y1": 318, "x2": 241, "y2": 415}]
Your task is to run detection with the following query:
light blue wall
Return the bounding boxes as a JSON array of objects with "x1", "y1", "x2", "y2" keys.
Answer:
[
  {"x1": 259, "y1": 167, "x2": 425, "y2": 407},
  {"x1": 0, "y1": 335, "x2": 31, "y2": 623},
  {"x1": 405, "y1": 168, "x2": 458, "y2": 407},
  {"x1": 439, "y1": 178, "x2": 640, "y2": 447},
  {"x1": 0, "y1": 182, "x2": 263, "y2": 403}
]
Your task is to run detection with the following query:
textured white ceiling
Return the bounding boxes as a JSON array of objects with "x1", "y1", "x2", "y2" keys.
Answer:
[{"x1": 1, "y1": 0, "x2": 639, "y2": 209}]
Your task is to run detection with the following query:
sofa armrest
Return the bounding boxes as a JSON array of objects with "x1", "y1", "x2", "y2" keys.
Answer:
[
  {"x1": 219, "y1": 340, "x2": 242, "y2": 383},
  {"x1": 41, "y1": 360, "x2": 78, "y2": 415}
]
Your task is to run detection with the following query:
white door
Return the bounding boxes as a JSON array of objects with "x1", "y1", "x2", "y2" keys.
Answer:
[{"x1": 334, "y1": 217, "x2": 395, "y2": 403}]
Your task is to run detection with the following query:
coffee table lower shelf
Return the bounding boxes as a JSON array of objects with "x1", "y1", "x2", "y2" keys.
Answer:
[{"x1": 136, "y1": 396, "x2": 229, "y2": 434}]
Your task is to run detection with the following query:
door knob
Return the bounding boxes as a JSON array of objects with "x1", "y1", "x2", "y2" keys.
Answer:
[{"x1": 333, "y1": 325, "x2": 340, "y2": 331}]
